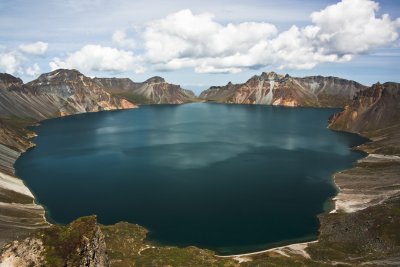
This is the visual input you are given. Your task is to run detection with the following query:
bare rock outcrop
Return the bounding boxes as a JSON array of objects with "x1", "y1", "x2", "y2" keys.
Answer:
[
  {"x1": 0, "y1": 216, "x2": 109, "y2": 267},
  {"x1": 200, "y1": 72, "x2": 366, "y2": 107},
  {"x1": 329, "y1": 82, "x2": 400, "y2": 133},
  {"x1": 94, "y1": 76, "x2": 197, "y2": 104},
  {"x1": 0, "y1": 69, "x2": 136, "y2": 120}
]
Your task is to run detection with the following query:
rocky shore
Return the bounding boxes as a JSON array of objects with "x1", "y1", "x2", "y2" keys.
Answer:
[
  {"x1": 0, "y1": 120, "x2": 49, "y2": 248},
  {"x1": 0, "y1": 69, "x2": 137, "y2": 248}
]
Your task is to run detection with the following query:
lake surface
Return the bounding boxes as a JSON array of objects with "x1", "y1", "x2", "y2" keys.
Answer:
[{"x1": 16, "y1": 103, "x2": 366, "y2": 255}]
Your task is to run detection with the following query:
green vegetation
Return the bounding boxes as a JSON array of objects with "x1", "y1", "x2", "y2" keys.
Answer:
[
  {"x1": 101, "y1": 222, "x2": 237, "y2": 267},
  {"x1": 307, "y1": 196, "x2": 400, "y2": 265},
  {"x1": 38, "y1": 216, "x2": 98, "y2": 266}
]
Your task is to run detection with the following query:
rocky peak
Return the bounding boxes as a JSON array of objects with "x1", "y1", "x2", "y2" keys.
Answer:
[
  {"x1": 382, "y1": 82, "x2": 400, "y2": 91},
  {"x1": 0, "y1": 73, "x2": 24, "y2": 90},
  {"x1": 30, "y1": 69, "x2": 93, "y2": 89},
  {"x1": 36, "y1": 69, "x2": 84, "y2": 82},
  {"x1": 27, "y1": 69, "x2": 93, "y2": 97},
  {"x1": 144, "y1": 76, "x2": 165, "y2": 84},
  {"x1": 261, "y1": 71, "x2": 283, "y2": 81}
]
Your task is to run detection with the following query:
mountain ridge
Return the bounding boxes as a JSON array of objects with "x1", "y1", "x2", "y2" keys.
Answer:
[
  {"x1": 329, "y1": 82, "x2": 400, "y2": 133},
  {"x1": 94, "y1": 76, "x2": 196, "y2": 104},
  {"x1": 0, "y1": 69, "x2": 136, "y2": 120},
  {"x1": 200, "y1": 71, "x2": 368, "y2": 107}
]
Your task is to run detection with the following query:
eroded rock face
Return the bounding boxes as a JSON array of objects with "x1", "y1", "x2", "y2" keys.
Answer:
[
  {"x1": 200, "y1": 72, "x2": 366, "y2": 107},
  {"x1": 28, "y1": 69, "x2": 136, "y2": 115},
  {"x1": 0, "y1": 216, "x2": 109, "y2": 267},
  {"x1": 69, "y1": 226, "x2": 108, "y2": 267},
  {"x1": 0, "y1": 70, "x2": 136, "y2": 249},
  {"x1": 94, "y1": 76, "x2": 196, "y2": 104},
  {"x1": 0, "y1": 74, "x2": 24, "y2": 91},
  {"x1": 329, "y1": 82, "x2": 400, "y2": 132},
  {"x1": 0, "y1": 70, "x2": 136, "y2": 120},
  {"x1": 0, "y1": 238, "x2": 44, "y2": 267}
]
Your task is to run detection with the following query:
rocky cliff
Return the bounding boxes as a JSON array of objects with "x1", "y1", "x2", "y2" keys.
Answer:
[
  {"x1": 94, "y1": 76, "x2": 197, "y2": 104},
  {"x1": 0, "y1": 69, "x2": 136, "y2": 120},
  {"x1": 0, "y1": 69, "x2": 136, "y2": 249},
  {"x1": 329, "y1": 82, "x2": 400, "y2": 133},
  {"x1": 0, "y1": 216, "x2": 108, "y2": 267},
  {"x1": 200, "y1": 72, "x2": 366, "y2": 107}
]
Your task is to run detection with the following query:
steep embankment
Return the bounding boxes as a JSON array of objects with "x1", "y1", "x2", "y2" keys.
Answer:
[
  {"x1": 329, "y1": 82, "x2": 400, "y2": 133},
  {"x1": 94, "y1": 76, "x2": 197, "y2": 104},
  {"x1": 0, "y1": 69, "x2": 136, "y2": 248},
  {"x1": 200, "y1": 72, "x2": 366, "y2": 107},
  {"x1": 327, "y1": 82, "x2": 400, "y2": 213},
  {"x1": 304, "y1": 82, "x2": 400, "y2": 265}
]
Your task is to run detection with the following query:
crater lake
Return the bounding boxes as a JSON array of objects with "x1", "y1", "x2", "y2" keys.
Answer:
[{"x1": 15, "y1": 103, "x2": 367, "y2": 255}]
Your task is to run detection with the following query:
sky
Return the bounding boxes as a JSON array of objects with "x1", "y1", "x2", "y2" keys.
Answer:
[{"x1": 0, "y1": 0, "x2": 399, "y2": 94}]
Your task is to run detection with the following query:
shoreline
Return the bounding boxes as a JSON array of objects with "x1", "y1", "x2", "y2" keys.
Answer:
[
  {"x1": 216, "y1": 240, "x2": 318, "y2": 260},
  {"x1": 216, "y1": 132, "x2": 371, "y2": 261},
  {"x1": 0, "y1": 105, "x2": 388, "y2": 262}
]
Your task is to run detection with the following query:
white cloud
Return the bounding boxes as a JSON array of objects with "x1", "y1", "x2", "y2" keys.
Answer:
[
  {"x1": 0, "y1": 42, "x2": 47, "y2": 75},
  {"x1": 49, "y1": 44, "x2": 144, "y2": 73},
  {"x1": 310, "y1": 0, "x2": 400, "y2": 54},
  {"x1": 26, "y1": 63, "x2": 41, "y2": 76},
  {"x1": 144, "y1": 9, "x2": 278, "y2": 72},
  {"x1": 112, "y1": 30, "x2": 136, "y2": 49},
  {"x1": 19, "y1": 41, "x2": 48, "y2": 55},
  {"x1": 0, "y1": 51, "x2": 22, "y2": 74},
  {"x1": 142, "y1": 0, "x2": 400, "y2": 73}
]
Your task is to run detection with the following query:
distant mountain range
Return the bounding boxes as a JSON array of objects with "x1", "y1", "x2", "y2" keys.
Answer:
[
  {"x1": 1, "y1": 69, "x2": 399, "y2": 134},
  {"x1": 94, "y1": 76, "x2": 196, "y2": 104},
  {"x1": 2, "y1": 69, "x2": 399, "y2": 134},
  {"x1": 200, "y1": 71, "x2": 367, "y2": 108}
]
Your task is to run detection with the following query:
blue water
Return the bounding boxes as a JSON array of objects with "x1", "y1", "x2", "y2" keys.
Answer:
[{"x1": 15, "y1": 103, "x2": 366, "y2": 255}]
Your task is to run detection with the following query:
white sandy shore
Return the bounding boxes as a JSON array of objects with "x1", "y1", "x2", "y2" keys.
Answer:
[
  {"x1": 331, "y1": 153, "x2": 400, "y2": 214},
  {"x1": 216, "y1": 240, "x2": 318, "y2": 262},
  {"x1": 219, "y1": 152, "x2": 399, "y2": 262}
]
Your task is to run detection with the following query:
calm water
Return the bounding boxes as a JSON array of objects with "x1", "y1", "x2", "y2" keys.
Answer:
[{"x1": 16, "y1": 103, "x2": 366, "y2": 255}]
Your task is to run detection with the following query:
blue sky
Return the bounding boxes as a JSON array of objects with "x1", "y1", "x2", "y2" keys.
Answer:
[{"x1": 0, "y1": 0, "x2": 399, "y2": 94}]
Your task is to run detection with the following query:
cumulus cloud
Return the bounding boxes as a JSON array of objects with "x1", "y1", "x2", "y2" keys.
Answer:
[
  {"x1": 142, "y1": 0, "x2": 400, "y2": 73},
  {"x1": 44, "y1": 0, "x2": 400, "y2": 75},
  {"x1": 144, "y1": 9, "x2": 278, "y2": 72},
  {"x1": 49, "y1": 44, "x2": 144, "y2": 73},
  {"x1": 0, "y1": 41, "x2": 48, "y2": 75},
  {"x1": 310, "y1": 0, "x2": 400, "y2": 54},
  {"x1": 19, "y1": 41, "x2": 48, "y2": 55},
  {"x1": 26, "y1": 63, "x2": 41, "y2": 76},
  {"x1": 112, "y1": 30, "x2": 136, "y2": 49},
  {"x1": 0, "y1": 51, "x2": 22, "y2": 74}
]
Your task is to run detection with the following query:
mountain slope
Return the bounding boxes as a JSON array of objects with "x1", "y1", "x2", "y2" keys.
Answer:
[
  {"x1": 0, "y1": 69, "x2": 136, "y2": 247},
  {"x1": 329, "y1": 82, "x2": 400, "y2": 133},
  {"x1": 200, "y1": 72, "x2": 367, "y2": 107},
  {"x1": 94, "y1": 76, "x2": 197, "y2": 104},
  {"x1": 0, "y1": 69, "x2": 135, "y2": 120}
]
